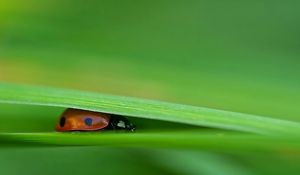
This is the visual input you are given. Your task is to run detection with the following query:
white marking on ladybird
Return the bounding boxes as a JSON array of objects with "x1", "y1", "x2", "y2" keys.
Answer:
[{"x1": 117, "y1": 121, "x2": 126, "y2": 128}]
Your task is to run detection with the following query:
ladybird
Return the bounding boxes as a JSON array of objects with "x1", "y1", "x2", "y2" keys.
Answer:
[{"x1": 56, "y1": 108, "x2": 135, "y2": 132}]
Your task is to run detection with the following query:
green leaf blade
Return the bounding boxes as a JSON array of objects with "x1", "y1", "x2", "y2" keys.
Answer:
[
  {"x1": 0, "y1": 82, "x2": 300, "y2": 135},
  {"x1": 1, "y1": 132, "x2": 300, "y2": 152}
]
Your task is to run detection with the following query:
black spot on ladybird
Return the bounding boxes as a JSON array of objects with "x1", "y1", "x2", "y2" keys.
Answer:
[
  {"x1": 60, "y1": 117, "x2": 66, "y2": 127},
  {"x1": 84, "y1": 118, "x2": 93, "y2": 126}
]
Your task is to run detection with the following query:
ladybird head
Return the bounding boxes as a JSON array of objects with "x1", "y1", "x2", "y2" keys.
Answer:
[{"x1": 109, "y1": 115, "x2": 136, "y2": 132}]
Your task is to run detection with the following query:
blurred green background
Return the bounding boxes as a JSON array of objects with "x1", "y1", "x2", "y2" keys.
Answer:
[{"x1": 1, "y1": 0, "x2": 300, "y2": 174}]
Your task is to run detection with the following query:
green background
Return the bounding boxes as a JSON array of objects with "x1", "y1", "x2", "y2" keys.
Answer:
[{"x1": 1, "y1": 0, "x2": 300, "y2": 174}]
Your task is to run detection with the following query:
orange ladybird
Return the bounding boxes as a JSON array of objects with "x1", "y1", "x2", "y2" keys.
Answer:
[{"x1": 56, "y1": 108, "x2": 135, "y2": 132}]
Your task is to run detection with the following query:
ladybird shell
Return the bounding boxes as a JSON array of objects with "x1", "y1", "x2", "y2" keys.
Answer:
[{"x1": 56, "y1": 108, "x2": 111, "y2": 132}]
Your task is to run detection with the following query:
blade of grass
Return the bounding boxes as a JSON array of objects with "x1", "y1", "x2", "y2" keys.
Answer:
[
  {"x1": 1, "y1": 132, "x2": 300, "y2": 152},
  {"x1": 0, "y1": 82, "x2": 300, "y2": 135}
]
